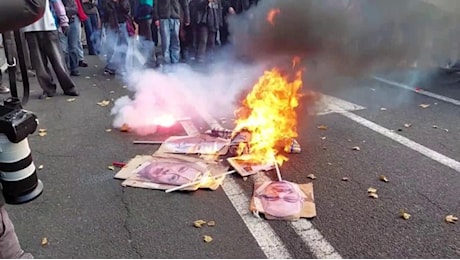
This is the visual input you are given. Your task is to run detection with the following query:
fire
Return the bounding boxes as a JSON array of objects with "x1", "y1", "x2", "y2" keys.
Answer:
[
  {"x1": 234, "y1": 65, "x2": 303, "y2": 165},
  {"x1": 150, "y1": 114, "x2": 176, "y2": 127},
  {"x1": 267, "y1": 8, "x2": 281, "y2": 25}
]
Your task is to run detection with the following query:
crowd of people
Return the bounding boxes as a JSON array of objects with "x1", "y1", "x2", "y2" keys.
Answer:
[{"x1": 0, "y1": 0, "x2": 260, "y2": 99}]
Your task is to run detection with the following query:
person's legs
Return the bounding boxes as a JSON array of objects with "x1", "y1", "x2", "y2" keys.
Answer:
[
  {"x1": 26, "y1": 32, "x2": 58, "y2": 97},
  {"x1": 196, "y1": 25, "x2": 208, "y2": 63},
  {"x1": 58, "y1": 30, "x2": 70, "y2": 70},
  {"x1": 83, "y1": 18, "x2": 96, "y2": 55},
  {"x1": 159, "y1": 19, "x2": 171, "y2": 64},
  {"x1": 207, "y1": 30, "x2": 217, "y2": 62},
  {"x1": 138, "y1": 19, "x2": 156, "y2": 67},
  {"x1": 68, "y1": 17, "x2": 81, "y2": 75},
  {"x1": 44, "y1": 31, "x2": 78, "y2": 95},
  {"x1": 89, "y1": 13, "x2": 101, "y2": 54},
  {"x1": 106, "y1": 23, "x2": 129, "y2": 74},
  {"x1": 170, "y1": 19, "x2": 181, "y2": 64},
  {"x1": 0, "y1": 207, "x2": 33, "y2": 259}
]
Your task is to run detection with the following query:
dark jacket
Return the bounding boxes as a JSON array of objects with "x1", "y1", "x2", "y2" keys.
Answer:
[
  {"x1": 191, "y1": 0, "x2": 222, "y2": 31},
  {"x1": 103, "y1": 0, "x2": 130, "y2": 28},
  {"x1": 62, "y1": 0, "x2": 78, "y2": 21},
  {"x1": 153, "y1": 0, "x2": 189, "y2": 24},
  {"x1": 0, "y1": 0, "x2": 46, "y2": 32}
]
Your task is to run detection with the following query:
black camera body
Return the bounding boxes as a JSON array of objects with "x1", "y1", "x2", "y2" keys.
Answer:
[{"x1": 0, "y1": 97, "x2": 38, "y2": 143}]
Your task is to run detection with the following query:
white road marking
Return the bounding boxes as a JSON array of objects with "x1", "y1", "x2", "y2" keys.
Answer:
[
  {"x1": 338, "y1": 110, "x2": 460, "y2": 173},
  {"x1": 373, "y1": 76, "x2": 460, "y2": 107},
  {"x1": 313, "y1": 94, "x2": 366, "y2": 115},
  {"x1": 222, "y1": 177, "x2": 293, "y2": 259}
]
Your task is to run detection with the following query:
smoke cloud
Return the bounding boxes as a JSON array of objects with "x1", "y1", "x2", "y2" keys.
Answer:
[{"x1": 229, "y1": 0, "x2": 460, "y2": 77}]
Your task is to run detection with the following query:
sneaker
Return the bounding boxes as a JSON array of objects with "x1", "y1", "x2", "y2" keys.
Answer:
[
  {"x1": 79, "y1": 60, "x2": 88, "y2": 67},
  {"x1": 0, "y1": 85, "x2": 10, "y2": 94}
]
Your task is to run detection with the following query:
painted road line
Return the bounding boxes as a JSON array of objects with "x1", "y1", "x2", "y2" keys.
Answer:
[
  {"x1": 338, "y1": 110, "x2": 460, "y2": 173},
  {"x1": 373, "y1": 76, "x2": 460, "y2": 107},
  {"x1": 313, "y1": 94, "x2": 366, "y2": 116},
  {"x1": 222, "y1": 177, "x2": 293, "y2": 259},
  {"x1": 253, "y1": 173, "x2": 343, "y2": 259}
]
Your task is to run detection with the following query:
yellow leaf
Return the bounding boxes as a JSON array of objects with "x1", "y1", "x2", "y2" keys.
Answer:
[
  {"x1": 317, "y1": 125, "x2": 328, "y2": 130},
  {"x1": 38, "y1": 165, "x2": 44, "y2": 170},
  {"x1": 420, "y1": 104, "x2": 430, "y2": 109},
  {"x1": 67, "y1": 98, "x2": 76, "y2": 102},
  {"x1": 445, "y1": 215, "x2": 458, "y2": 224},
  {"x1": 41, "y1": 237, "x2": 48, "y2": 246},
  {"x1": 203, "y1": 235, "x2": 213, "y2": 243},
  {"x1": 307, "y1": 174, "x2": 317, "y2": 180},
  {"x1": 193, "y1": 220, "x2": 207, "y2": 228},
  {"x1": 352, "y1": 146, "x2": 361, "y2": 151},
  {"x1": 38, "y1": 132, "x2": 47, "y2": 137},
  {"x1": 404, "y1": 123, "x2": 412, "y2": 128},
  {"x1": 97, "y1": 100, "x2": 110, "y2": 107},
  {"x1": 105, "y1": 129, "x2": 112, "y2": 133},
  {"x1": 207, "y1": 221, "x2": 216, "y2": 227},
  {"x1": 400, "y1": 210, "x2": 411, "y2": 220},
  {"x1": 107, "y1": 166, "x2": 115, "y2": 171},
  {"x1": 39, "y1": 128, "x2": 47, "y2": 132},
  {"x1": 368, "y1": 193, "x2": 378, "y2": 199},
  {"x1": 342, "y1": 177, "x2": 349, "y2": 181},
  {"x1": 120, "y1": 124, "x2": 130, "y2": 132},
  {"x1": 379, "y1": 175, "x2": 389, "y2": 182},
  {"x1": 367, "y1": 187, "x2": 377, "y2": 193}
]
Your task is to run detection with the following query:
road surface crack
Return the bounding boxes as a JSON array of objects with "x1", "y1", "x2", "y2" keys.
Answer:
[{"x1": 121, "y1": 188, "x2": 143, "y2": 258}]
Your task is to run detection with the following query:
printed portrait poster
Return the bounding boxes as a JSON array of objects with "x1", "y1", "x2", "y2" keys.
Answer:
[
  {"x1": 158, "y1": 134, "x2": 230, "y2": 155},
  {"x1": 227, "y1": 155, "x2": 275, "y2": 177},
  {"x1": 250, "y1": 180, "x2": 316, "y2": 220}
]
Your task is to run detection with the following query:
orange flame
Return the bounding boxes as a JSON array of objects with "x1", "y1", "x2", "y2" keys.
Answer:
[
  {"x1": 234, "y1": 65, "x2": 303, "y2": 165},
  {"x1": 267, "y1": 8, "x2": 281, "y2": 25}
]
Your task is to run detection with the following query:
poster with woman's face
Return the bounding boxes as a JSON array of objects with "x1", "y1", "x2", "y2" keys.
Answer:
[{"x1": 251, "y1": 181, "x2": 316, "y2": 220}]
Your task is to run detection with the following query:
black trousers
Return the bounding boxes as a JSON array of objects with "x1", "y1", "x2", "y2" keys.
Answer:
[
  {"x1": 196, "y1": 25, "x2": 217, "y2": 63},
  {"x1": 25, "y1": 30, "x2": 76, "y2": 95}
]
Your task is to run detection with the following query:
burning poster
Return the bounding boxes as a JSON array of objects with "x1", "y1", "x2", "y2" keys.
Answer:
[
  {"x1": 250, "y1": 180, "x2": 316, "y2": 220},
  {"x1": 227, "y1": 155, "x2": 275, "y2": 177},
  {"x1": 158, "y1": 134, "x2": 230, "y2": 155},
  {"x1": 114, "y1": 154, "x2": 229, "y2": 191}
]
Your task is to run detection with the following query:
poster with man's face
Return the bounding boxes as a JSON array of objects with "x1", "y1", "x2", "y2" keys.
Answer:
[
  {"x1": 159, "y1": 134, "x2": 230, "y2": 155},
  {"x1": 250, "y1": 180, "x2": 316, "y2": 220},
  {"x1": 227, "y1": 155, "x2": 275, "y2": 177}
]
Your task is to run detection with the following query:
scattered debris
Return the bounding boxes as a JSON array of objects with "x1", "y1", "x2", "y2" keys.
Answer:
[
  {"x1": 120, "y1": 124, "x2": 130, "y2": 132},
  {"x1": 397, "y1": 129, "x2": 403, "y2": 132},
  {"x1": 207, "y1": 221, "x2": 216, "y2": 227},
  {"x1": 327, "y1": 162, "x2": 332, "y2": 166},
  {"x1": 285, "y1": 139, "x2": 301, "y2": 154},
  {"x1": 92, "y1": 84, "x2": 97, "y2": 87},
  {"x1": 367, "y1": 187, "x2": 377, "y2": 193},
  {"x1": 444, "y1": 129, "x2": 449, "y2": 132},
  {"x1": 105, "y1": 128, "x2": 112, "y2": 133},
  {"x1": 38, "y1": 165, "x2": 44, "y2": 170},
  {"x1": 379, "y1": 175, "x2": 389, "y2": 182},
  {"x1": 322, "y1": 147, "x2": 327, "y2": 150},
  {"x1": 38, "y1": 129, "x2": 47, "y2": 137},
  {"x1": 320, "y1": 136, "x2": 326, "y2": 140},
  {"x1": 243, "y1": 177, "x2": 248, "y2": 181},
  {"x1": 133, "y1": 140, "x2": 163, "y2": 145},
  {"x1": 203, "y1": 235, "x2": 213, "y2": 243},
  {"x1": 122, "y1": 85, "x2": 127, "y2": 89},
  {"x1": 434, "y1": 102, "x2": 438, "y2": 105},
  {"x1": 67, "y1": 98, "x2": 76, "y2": 102},
  {"x1": 380, "y1": 107, "x2": 387, "y2": 111},
  {"x1": 107, "y1": 166, "x2": 116, "y2": 171},
  {"x1": 404, "y1": 123, "x2": 412, "y2": 128},
  {"x1": 352, "y1": 146, "x2": 361, "y2": 151},
  {"x1": 400, "y1": 210, "x2": 411, "y2": 220},
  {"x1": 432, "y1": 125, "x2": 438, "y2": 129},
  {"x1": 419, "y1": 104, "x2": 430, "y2": 109},
  {"x1": 85, "y1": 76, "x2": 91, "y2": 79},
  {"x1": 317, "y1": 125, "x2": 328, "y2": 130},
  {"x1": 307, "y1": 174, "x2": 317, "y2": 180},
  {"x1": 109, "y1": 90, "x2": 115, "y2": 94},
  {"x1": 342, "y1": 177, "x2": 349, "y2": 181},
  {"x1": 112, "y1": 161, "x2": 127, "y2": 168},
  {"x1": 97, "y1": 100, "x2": 110, "y2": 107},
  {"x1": 445, "y1": 215, "x2": 458, "y2": 224},
  {"x1": 41, "y1": 237, "x2": 48, "y2": 247},
  {"x1": 415, "y1": 87, "x2": 421, "y2": 92},
  {"x1": 368, "y1": 187, "x2": 378, "y2": 198},
  {"x1": 193, "y1": 220, "x2": 207, "y2": 228}
]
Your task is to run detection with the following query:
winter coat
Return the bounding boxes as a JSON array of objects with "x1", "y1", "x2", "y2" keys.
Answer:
[{"x1": 153, "y1": 0, "x2": 189, "y2": 24}]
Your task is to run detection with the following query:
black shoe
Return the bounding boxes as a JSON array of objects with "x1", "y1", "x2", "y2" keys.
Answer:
[
  {"x1": 64, "y1": 89, "x2": 80, "y2": 96},
  {"x1": 79, "y1": 60, "x2": 88, "y2": 67},
  {"x1": 104, "y1": 68, "x2": 116, "y2": 75},
  {"x1": 39, "y1": 91, "x2": 55, "y2": 99},
  {"x1": 70, "y1": 70, "x2": 81, "y2": 76}
]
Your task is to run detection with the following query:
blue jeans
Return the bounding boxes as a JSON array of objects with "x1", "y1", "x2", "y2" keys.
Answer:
[
  {"x1": 59, "y1": 17, "x2": 81, "y2": 72},
  {"x1": 159, "y1": 18, "x2": 181, "y2": 64},
  {"x1": 105, "y1": 23, "x2": 129, "y2": 73},
  {"x1": 83, "y1": 14, "x2": 99, "y2": 55}
]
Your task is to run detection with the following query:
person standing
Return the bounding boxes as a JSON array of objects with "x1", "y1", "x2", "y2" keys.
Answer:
[
  {"x1": 81, "y1": 0, "x2": 100, "y2": 55},
  {"x1": 153, "y1": 0, "x2": 190, "y2": 65},
  {"x1": 134, "y1": 0, "x2": 158, "y2": 68},
  {"x1": 194, "y1": 0, "x2": 222, "y2": 63},
  {"x1": 23, "y1": 0, "x2": 79, "y2": 98}
]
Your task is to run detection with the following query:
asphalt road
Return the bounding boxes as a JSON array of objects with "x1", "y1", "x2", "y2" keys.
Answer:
[{"x1": 2, "y1": 55, "x2": 459, "y2": 258}]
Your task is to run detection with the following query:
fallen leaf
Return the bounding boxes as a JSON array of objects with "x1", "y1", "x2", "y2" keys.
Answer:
[
  {"x1": 41, "y1": 237, "x2": 48, "y2": 247},
  {"x1": 97, "y1": 100, "x2": 110, "y2": 107},
  {"x1": 203, "y1": 235, "x2": 213, "y2": 243},
  {"x1": 67, "y1": 98, "x2": 76, "y2": 102},
  {"x1": 45, "y1": 97, "x2": 51, "y2": 100},
  {"x1": 432, "y1": 125, "x2": 438, "y2": 129},
  {"x1": 92, "y1": 84, "x2": 97, "y2": 87},
  {"x1": 38, "y1": 128, "x2": 47, "y2": 137},
  {"x1": 327, "y1": 162, "x2": 332, "y2": 166},
  {"x1": 107, "y1": 166, "x2": 115, "y2": 171},
  {"x1": 367, "y1": 187, "x2": 377, "y2": 193},
  {"x1": 105, "y1": 128, "x2": 112, "y2": 133},
  {"x1": 404, "y1": 123, "x2": 412, "y2": 128},
  {"x1": 368, "y1": 193, "x2": 379, "y2": 199},
  {"x1": 122, "y1": 85, "x2": 127, "y2": 89},
  {"x1": 38, "y1": 132, "x2": 47, "y2": 137},
  {"x1": 420, "y1": 104, "x2": 430, "y2": 109},
  {"x1": 445, "y1": 215, "x2": 458, "y2": 224},
  {"x1": 120, "y1": 124, "x2": 130, "y2": 132},
  {"x1": 207, "y1": 221, "x2": 216, "y2": 227},
  {"x1": 380, "y1": 107, "x2": 387, "y2": 111},
  {"x1": 352, "y1": 146, "x2": 361, "y2": 151},
  {"x1": 317, "y1": 125, "x2": 328, "y2": 130},
  {"x1": 38, "y1": 165, "x2": 44, "y2": 170},
  {"x1": 400, "y1": 210, "x2": 411, "y2": 220},
  {"x1": 109, "y1": 90, "x2": 115, "y2": 94},
  {"x1": 342, "y1": 177, "x2": 349, "y2": 181},
  {"x1": 39, "y1": 128, "x2": 47, "y2": 132},
  {"x1": 307, "y1": 174, "x2": 317, "y2": 180},
  {"x1": 444, "y1": 129, "x2": 449, "y2": 132},
  {"x1": 379, "y1": 175, "x2": 389, "y2": 182},
  {"x1": 193, "y1": 220, "x2": 207, "y2": 228},
  {"x1": 85, "y1": 76, "x2": 91, "y2": 79},
  {"x1": 320, "y1": 136, "x2": 326, "y2": 140}
]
